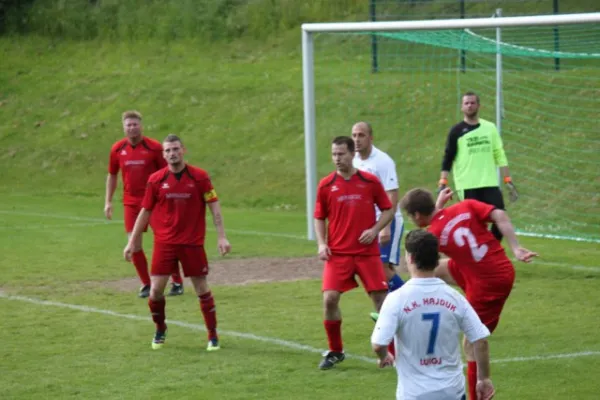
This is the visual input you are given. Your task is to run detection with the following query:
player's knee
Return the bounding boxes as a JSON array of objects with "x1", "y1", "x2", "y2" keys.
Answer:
[
  {"x1": 370, "y1": 290, "x2": 388, "y2": 310},
  {"x1": 149, "y1": 288, "x2": 164, "y2": 301},
  {"x1": 191, "y1": 276, "x2": 209, "y2": 296},
  {"x1": 323, "y1": 291, "x2": 340, "y2": 311}
]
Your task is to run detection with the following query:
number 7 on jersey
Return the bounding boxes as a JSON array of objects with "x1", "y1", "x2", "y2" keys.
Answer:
[{"x1": 422, "y1": 312, "x2": 440, "y2": 354}]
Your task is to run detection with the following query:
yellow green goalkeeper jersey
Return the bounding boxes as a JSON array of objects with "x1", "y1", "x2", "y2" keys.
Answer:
[{"x1": 440, "y1": 118, "x2": 508, "y2": 191}]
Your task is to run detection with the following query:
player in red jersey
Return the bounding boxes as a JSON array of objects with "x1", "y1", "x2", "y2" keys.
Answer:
[
  {"x1": 400, "y1": 187, "x2": 537, "y2": 400},
  {"x1": 124, "y1": 134, "x2": 231, "y2": 351},
  {"x1": 314, "y1": 136, "x2": 395, "y2": 370},
  {"x1": 105, "y1": 111, "x2": 183, "y2": 298}
]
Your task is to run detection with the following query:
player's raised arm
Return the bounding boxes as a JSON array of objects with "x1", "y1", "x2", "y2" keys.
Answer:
[
  {"x1": 435, "y1": 187, "x2": 454, "y2": 212},
  {"x1": 489, "y1": 209, "x2": 538, "y2": 263}
]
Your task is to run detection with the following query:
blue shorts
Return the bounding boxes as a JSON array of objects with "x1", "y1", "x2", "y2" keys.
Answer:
[{"x1": 379, "y1": 214, "x2": 404, "y2": 265}]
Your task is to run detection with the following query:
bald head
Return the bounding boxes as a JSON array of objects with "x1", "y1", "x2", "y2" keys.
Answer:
[
  {"x1": 351, "y1": 121, "x2": 374, "y2": 158},
  {"x1": 352, "y1": 121, "x2": 373, "y2": 136}
]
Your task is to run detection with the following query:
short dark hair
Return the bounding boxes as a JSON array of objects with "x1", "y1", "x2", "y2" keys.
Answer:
[
  {"x1": 164, "y1": 133, "x2": 183, "y2": 145},
  {"x1": 332, "y1": 136, "x2": 355, "y2": 153},
  {"x1": 405, "y1": 229, "x2": 439, "y2": 271},
  {"x1": 463, "y1": 91, "x2": 480, "y2": 104},
  {"x1": 400, "y1": 188, "x2": 436, "y2": 217}
]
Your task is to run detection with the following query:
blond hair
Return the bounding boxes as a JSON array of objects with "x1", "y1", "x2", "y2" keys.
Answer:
[{"x1": 122, "y1": 110, "x2": 142, "y2": 121}]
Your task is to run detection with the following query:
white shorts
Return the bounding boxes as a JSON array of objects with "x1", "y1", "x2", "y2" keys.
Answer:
[{"x1": 379, "y1": 214, "x2": 404, "y2": 265}]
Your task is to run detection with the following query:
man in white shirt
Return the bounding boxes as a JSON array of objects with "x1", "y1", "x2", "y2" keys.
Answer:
[
  {"x1": 352, "y1": 122, "x2": 405, "y2": 307},
  {"x1": 371, "y1": 229, "x2": 495, "y2": 400}
]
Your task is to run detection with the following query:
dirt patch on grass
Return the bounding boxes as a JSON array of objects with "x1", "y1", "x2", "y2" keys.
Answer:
[{"x1": 95, "y1": 256, "x2": 323, "y2": 292}]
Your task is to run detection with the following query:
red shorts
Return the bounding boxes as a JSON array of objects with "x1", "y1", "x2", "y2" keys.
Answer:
[
  {"x1": 448, "y1": 259, "x2": 515, "y2": 332},
  {"x1": 151, "y1": 242, "x2": 209, "y2": 277},
  {"x1": 322, "y1": 254, "x2": 388, "y2": 293},
  {"x1": 123, "y1": 204, "x2": 148, "y2": 233}
]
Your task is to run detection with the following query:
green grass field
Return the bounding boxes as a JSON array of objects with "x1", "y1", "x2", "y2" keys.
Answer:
[
  {"x1": 1, "y1": 1, "x2": 600, "y2": 398},
  {"x1": 1, "y1": 193, "x2": 599, "y2": 399}
]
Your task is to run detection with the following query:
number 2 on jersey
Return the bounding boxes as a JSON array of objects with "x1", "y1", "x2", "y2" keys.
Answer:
[
  {"x1": 421, "y1": 312, "x2": 440, "y2": 354},
  {"x1": 453, "y1": 227, "x2": 488, "y2": 262}
]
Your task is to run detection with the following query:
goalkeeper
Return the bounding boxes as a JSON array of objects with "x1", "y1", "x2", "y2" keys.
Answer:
[{"x1": 437, "y1": 92, "x2": 518, "y2": 242}]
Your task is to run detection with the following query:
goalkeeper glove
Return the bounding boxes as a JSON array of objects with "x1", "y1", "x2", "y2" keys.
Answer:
[
  {"x1": 504, "y1": 177, "x2": 519, "y2": 203},
  {"x1": 437, "y1": 178, "x2": 448, "y2": 194}
]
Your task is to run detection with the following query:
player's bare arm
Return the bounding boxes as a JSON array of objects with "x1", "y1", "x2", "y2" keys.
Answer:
[
  {"x1": 371, "y1": 343, "x2": 395, "y2": 368},
  {"x1": 439, "y1": 127, "x2": 458, "y2": 192},
  {"x1": 438, "y1": 170, "x2": 450, "y2": 193},
  {"x1": 359, "y1": 207, "x2": 394, "y2": 245},
  {"x1": 499, "y1": 166, "x2": 511, "y2": 180},
  {"x1": 207, "y1": 201, "x2": 231, "y2": 256},
  {"x1": 104, "y1": 173, "x2": 118, "y2": 219},
  {"x1": 473, "y1": 339, "x2": 495, "y2": 400},
  {"x1": 124, "y1": 208, "x2": 151, "y2": 261},
  {"x1": 490, "y1": 209, "x2": 538, "y2": 262},
  {"x1": 313, "y1": 218, "x2": 330, "y2": 260},
  {"x1": 379, "y1": 189, "x2": 398, "y2": 246},
  {"x1": 498, "y1": 166, "x2": 519, "y2": 203},
  {"x1": 435, "y1": 187, "x2": 454, "y2": 212}
]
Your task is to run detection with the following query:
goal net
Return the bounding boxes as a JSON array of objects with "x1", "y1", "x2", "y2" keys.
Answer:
[{"x1": 302, "y1": 13, "x2": 600, "y2": 243}]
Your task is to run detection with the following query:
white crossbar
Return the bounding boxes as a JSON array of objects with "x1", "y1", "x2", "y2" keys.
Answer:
[{"x1": 302, "y1": 12, "x2": 600, "y2": 33}]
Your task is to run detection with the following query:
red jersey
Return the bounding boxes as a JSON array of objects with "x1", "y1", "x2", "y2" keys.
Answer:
[
  {"x1": 142, "y1": 164, "x2": 218, "y2": 245},
  {"x1": 108, "y1": 137, "x2": 166, "y2": 206},
  {"x1": 314, "y1": 170, "x2": 392, "y2": 255},
  {"x1": 428, "y1": 199, "x2": 513, "y2": 277}
]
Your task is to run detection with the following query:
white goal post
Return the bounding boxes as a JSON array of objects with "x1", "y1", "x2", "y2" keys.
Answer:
[{"x1": 301, "y1": 12, "x2": 600, "y2": 241}]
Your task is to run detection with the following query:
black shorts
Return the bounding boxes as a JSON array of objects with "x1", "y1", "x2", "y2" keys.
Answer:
[{"x1": 460, "y1": 186, "x2": 505, "y2": 210}]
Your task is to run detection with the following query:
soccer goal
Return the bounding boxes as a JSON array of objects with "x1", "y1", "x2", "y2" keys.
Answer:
[{"x1": 301, "y1": 12, "x2": 600, "y2": 243}]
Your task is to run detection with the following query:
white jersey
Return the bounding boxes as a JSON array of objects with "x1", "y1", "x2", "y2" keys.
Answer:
[
  {"x1": 353, "y1": 145, "x2": 401, "y2": 219},
  {"x1": 371, "y1": 278, "x2": 490, "y2": 400}
]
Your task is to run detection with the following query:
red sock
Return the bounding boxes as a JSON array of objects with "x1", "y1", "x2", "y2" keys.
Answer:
[
  {"x1": 171, "y1": 269, "x2": 183, "y2": 285},
  {"x1": 387, "y1": 340, "x2": 396, "y2": 358},
  {"x1": 131, "y1": 250, "x2": 151, "y2": 286},
  {"x1": 199, "y1": 292, "x2": 218, "y2": 340},
  {"x1": 148, "y1": 297, "x2": 167, "y2": 331},
  {"x1": 467, "y1": 361, "x2": 477, "y2": 400},
  {"x1": 324, "y1": 320, "x2": 343, "y2": 353}
]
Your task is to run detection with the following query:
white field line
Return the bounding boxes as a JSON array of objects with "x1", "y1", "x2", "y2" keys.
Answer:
[
  {"x1": 2, "y1": 210, "x2": 598, "y2": 270},
  {"x1": 1, "y1": 292, "x2": 599, "y2": 366},
  {"x1": 0, "y1": 222, "x2": 112, "y2": 230},
  {"x1": 0, "y1": 292, "x2": 370, "y2": 362},
  {"x1": 0, "y1": 210, "x2": 307, "y2": 240},
  {"x1": 531, "y1": 261, "x2": 600, "y2": 273},
  {"x1": 0, "y1": 210, "x2": 110, "y2": 222}
]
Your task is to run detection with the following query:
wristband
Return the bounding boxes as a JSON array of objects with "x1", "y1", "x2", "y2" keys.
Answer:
[
  {"x1": 438, "y1": 178, "x2": 448, "y2": 185},
  {"x1": 504, "y1": 176, "x2": 512, "y2": 184}
]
